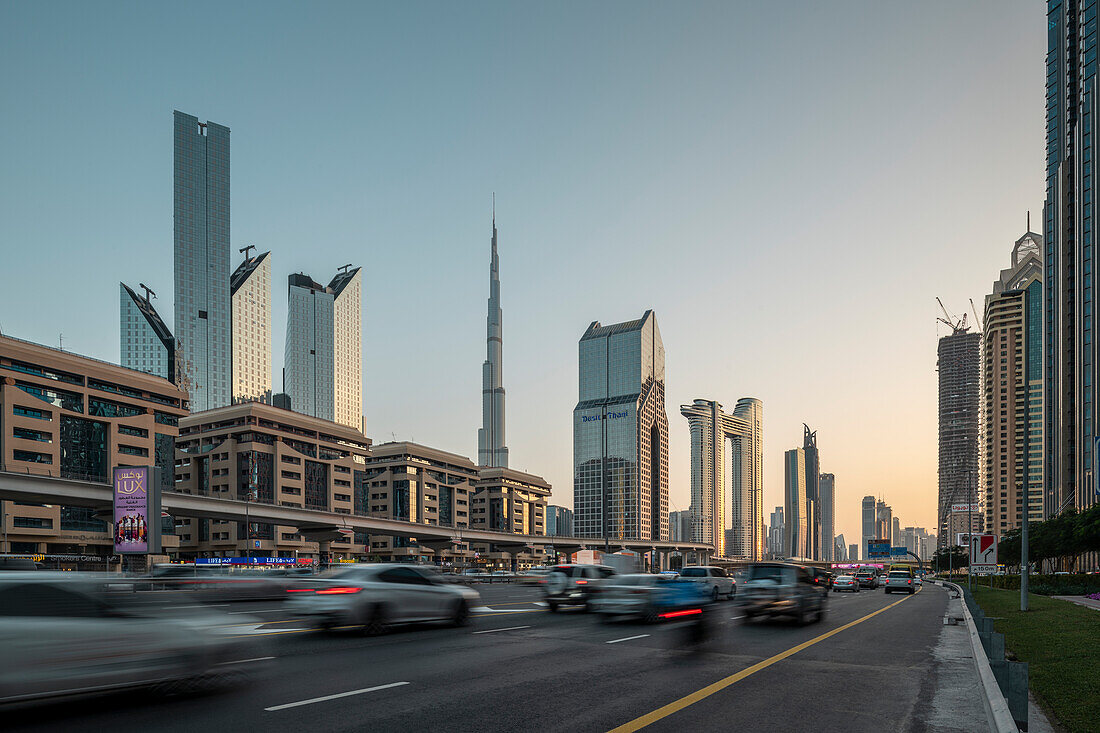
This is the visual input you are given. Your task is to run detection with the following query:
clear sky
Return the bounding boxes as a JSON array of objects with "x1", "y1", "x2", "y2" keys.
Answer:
[{"x1": 0, "y1": 1, "x2": 1045, "y2": 550}]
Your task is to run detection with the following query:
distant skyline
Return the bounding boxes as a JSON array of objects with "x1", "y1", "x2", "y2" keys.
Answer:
[{"x1": 0, "y1": 1, "x2": 1046, "y2": 549}]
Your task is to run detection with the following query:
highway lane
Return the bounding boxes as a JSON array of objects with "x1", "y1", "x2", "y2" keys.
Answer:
[{"x1": 8, "y1": 582, "x2": 956, "y2": 732}]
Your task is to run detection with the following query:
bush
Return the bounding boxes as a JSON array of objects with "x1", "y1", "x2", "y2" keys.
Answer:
[{"x1": 982, "y1": 573, "x2": 1100, "y2": 595}]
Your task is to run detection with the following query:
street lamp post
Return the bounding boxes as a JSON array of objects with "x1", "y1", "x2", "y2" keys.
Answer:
[
  {"x1": 968, "y1": 470, "x2": 974, "y2": 592},
  {"x1": 1020, "y1": 480, "x2": 1029, "y2": 611}
]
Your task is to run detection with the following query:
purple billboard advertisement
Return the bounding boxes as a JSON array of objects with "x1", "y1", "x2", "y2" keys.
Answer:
[{"x1": 113, "y1": 466, "x2": 151, "y2": 554}]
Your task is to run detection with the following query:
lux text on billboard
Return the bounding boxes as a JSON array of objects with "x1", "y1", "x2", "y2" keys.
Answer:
[{"x1": 113, "y1": 466, "x2": 160, "y2": 554}]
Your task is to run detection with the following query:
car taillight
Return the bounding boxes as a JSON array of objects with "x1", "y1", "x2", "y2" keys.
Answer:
[
  {"x1": 908, "y1": 579, "x2": 912, "y2": 584},
  {"x1": 575, "y1": 579, "x2": 588, "y2": 585},
  {"x1": 286, "y1": 588, "x2": 314, "y2": 593},
  {"x1": 659, "y1": 608, "x2": 702, "y2": 619},
  {"x1": 316, "y1": 586, "x2": 362, "y2": 594}
]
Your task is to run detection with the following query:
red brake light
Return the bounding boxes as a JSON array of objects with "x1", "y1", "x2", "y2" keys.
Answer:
[
  {"x1": 659, "y1": 608, "x2": 703, "y2": 619},
  {"x1": 286, "y1": 588, "x2": 314, "y2": 593},
  {"x1": 316, "y1": 586, "x2": 362, "y2": 595},
  {"x1": 908, "y1": 579, "x2": 912, "y2": 584},
  {"x1": 575, "y1": 579, "x2": 588, "y2": 585}
]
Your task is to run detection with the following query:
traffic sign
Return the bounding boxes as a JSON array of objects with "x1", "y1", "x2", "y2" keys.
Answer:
[
  {"x1": 867, "y1": 540, "x2": 890, "y2": 559},
  {"x1": 889, "y1": 547, "x2": 907, "y2": 557},
  {"x1": 970, "y1": 533, "x2": 997, "y2": 573}
]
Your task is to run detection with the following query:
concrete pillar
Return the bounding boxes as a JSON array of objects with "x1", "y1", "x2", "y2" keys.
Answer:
[{"x1": 318, "y1": 541, "x2": 332, "y2": 570}]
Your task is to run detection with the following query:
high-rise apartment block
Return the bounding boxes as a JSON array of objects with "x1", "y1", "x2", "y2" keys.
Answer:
[
  {"x1": 680, "y1": 398, "x2": 763, "y2": 559},
  {"x1": 938, "y1": 329, "x2": 982, "y2": 546},
  {"x1": 173, "y1": 111, "x2": 231, "y2": 411},
  {"x1": 283, "y1": 267, "x2": 363, "y2": 430},
  {"x1": 983, "y1": 226, "x2": 1044, "y2": 539},
  {"x1": 819, "y1": 472, "x2": 835, "y2": 562},
  {"x1": 1045, "y1": 2, "x2": 1100, "y2": 524},
  {"x1": 120, "y1": 283, "x2": 175, "y2": 382},
  {"x1": 230, "y1": 249, "x2": 271, "y2": 404},
  {"x1": 573, "y1": 311, "x2": 669, "y2": 541},
  {"x1": 478, "y1": 212, "x2": 509, "y2": 468}
]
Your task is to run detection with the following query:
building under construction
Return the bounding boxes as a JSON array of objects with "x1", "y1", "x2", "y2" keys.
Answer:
[{"x1": 937, "y1": 310, "x2": 982, "y2": 548}]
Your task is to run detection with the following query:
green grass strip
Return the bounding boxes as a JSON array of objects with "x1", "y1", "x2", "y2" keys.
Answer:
[{"x1": 971, "y1": 586, "x2": 1100, "y2": 733}]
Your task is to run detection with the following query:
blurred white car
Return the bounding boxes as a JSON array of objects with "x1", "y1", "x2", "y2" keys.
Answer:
[
  {"x1": 286, "y1": 564, "x2": 480, "y2": 632},
  {"x1": 0, "y1": 573, "x2": 266, "y2": 704}
]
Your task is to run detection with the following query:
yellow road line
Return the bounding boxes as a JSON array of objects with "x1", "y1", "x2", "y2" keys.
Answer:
[{"x1": 608, "y1": 588, "x2": 922, "y2": 733}]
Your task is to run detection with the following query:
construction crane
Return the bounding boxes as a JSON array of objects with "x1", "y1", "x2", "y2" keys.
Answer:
[
  {"x1": 969, "y1": 298, "x2": 984, "y2": 332},
  {"x1": 936, "y1": 297, "x2": 970, "y2": 334}
]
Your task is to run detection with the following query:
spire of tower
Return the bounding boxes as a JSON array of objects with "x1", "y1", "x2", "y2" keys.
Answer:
[{"x1": 479, "y1": 197, "x2": 508, "y2": 467}]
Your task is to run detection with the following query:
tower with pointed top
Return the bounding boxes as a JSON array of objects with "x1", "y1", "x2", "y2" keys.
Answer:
[{"x1": 478, "y1": 207, "x2": 509, "y2": 467}]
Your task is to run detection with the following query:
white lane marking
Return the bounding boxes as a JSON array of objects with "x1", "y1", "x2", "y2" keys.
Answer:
[
  {"x1": 264, "y1": 681, "x2": 410, "y2": 712},
  {"x1": 472, "y1": 607, "x2": 542, "y2": 613},
  {"x1": 229, "y1": 609, "x2": 286, "y2": 615},
  {"x1": 472, "y1": 625, "x2": 531, "y2": 634},
  {"x1": 165, "y1": 604, "x2": 231, "y2": 609},
  {"x1": 534, "y1": 601, "x2": 548, "y2": 607},
  {"x1": 729, "y1": 616, "x2": 744, "y2": 620},
  {"x1": 606, "y1": 634, "x2": 650, "y2": 644},
  {"x1": 235, "y1": 626, "x2": 310, "y2": 635},
  {"x1": 218, "y1": 656, "x2": 276, "y2": 665}
]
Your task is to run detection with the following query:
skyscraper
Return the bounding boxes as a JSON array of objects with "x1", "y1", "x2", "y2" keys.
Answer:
[
  {"x1": 231, "y1": 249, "x2": 271, "y2": 404},
  {"x1": 680, "y1": 397, "x2": 763, "y2": 559},
  {"x1": 284, "y1": 267, "x2": 363, "y2": 429},
  {"x1": 819, "y1": 472, "x2": 835, "y2": 562},
  {"x1": 861, "y1": 495, "x2": 875, "y2": 560},
  {"x1": 174, "y1": 110, "x2": 231, "y2": 411},
  {"x1": 1045, "y1": 1, "x2": 1100, "y2": 525},
  {"x1": 120, "y1": 283, "x2": 175, "y2": 382},
  {"x1": 834, "y1": 533, "x2": 846, "y2": 561},
  {"x1": 876, "y1": 500, "x2": 893, "y2": 545},
  {"x1": 769, "y1": 506, "x2": 784, "y2": 557},
  {"x1": 802, "y1": 426, "x2": 821, "y2": 559},
  {"x1": 784, "y1": 446, "x2": 808, "y2": 558},
  {"x1": 984, "y1": 225, "x2": 1045, "y2": 540},
  {"x1": 478, "y1": 210, "x2": 508, "y2": 467},
  {"x1": 938, "y1": 328, "x2": 982, "y2": 546},
  {"x1": 573, "y1": 310, "x2": 669, "y2": 541},
  {"x1": 891, "y1": 516, "x2": 900, "y2": 547},
  {"x1": 546, "y1": 505, "x2": 574, "y2": 537}
]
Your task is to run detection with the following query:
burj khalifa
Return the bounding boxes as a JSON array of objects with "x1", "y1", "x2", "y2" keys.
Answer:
[{"x1": 478, "y1": 207, "x2": 509, "y2": 467}]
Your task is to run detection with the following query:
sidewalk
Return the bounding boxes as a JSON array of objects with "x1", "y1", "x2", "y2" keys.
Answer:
[
  {"x1": 919, "y1": 588, "x2": 989, "y2": 732},
  {"x1": 1052, "y1": 594, "x2": 1100, "y2": 611}
]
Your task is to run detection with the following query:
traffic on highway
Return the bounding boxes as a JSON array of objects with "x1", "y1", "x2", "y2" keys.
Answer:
[{"x1": 0, "y1": 560, "x2": 957, "y2": 732}]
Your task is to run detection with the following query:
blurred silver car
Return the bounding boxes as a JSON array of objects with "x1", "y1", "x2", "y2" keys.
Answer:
[
  {"x1": 0, "y1": 573, "x2": 266, "y2": 704},
  {"x1": 832, "y1": 575, "x2": 860, "y2": 593},
  {"x1": 591, "y1": 574, "x2": 674, "y2": 621},
  {"x1": 285, "y1": 564, "x2": 480, "y2": 632},
  {"x1": 678, "y1": 566, "x2": 735, "y2": 601}
]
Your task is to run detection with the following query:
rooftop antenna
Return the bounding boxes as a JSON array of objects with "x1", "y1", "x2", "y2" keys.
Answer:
[
  {"x1": 239, "y1": 244, "x2": 256, "y2": 261},
  {"x1": 338, "y1": 263, "x2": 353, "y2": 274},
  {"x1": 58, "y1": 333, "x2": 63, "y2": 350},
  {"x1": 1026, "y1": 210, "x2": 1030, "y2": 232},
  {"x1": 139, "y1": 283, "x2": 156, "y2": 302}
]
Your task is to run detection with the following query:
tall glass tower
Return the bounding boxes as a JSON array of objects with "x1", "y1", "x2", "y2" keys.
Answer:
[
  {"x1": 573, "y1": 311, "x2": 669, "y2": 541},
  {"x1": 173, "y1": 110, "x2": 231, "y2": 411},
  {"x1": 231, "y1": 250, "x2": 272, "y2": 405},
  {"x1": 478, "y1": 211, "x2": 508, "y2": 467},
  {"x1": 1044, "y1": 1, "x2": 1100, "y2": 522},
  {"x1": 120, "y1": 283, "x2": 175, "y2": 382}
]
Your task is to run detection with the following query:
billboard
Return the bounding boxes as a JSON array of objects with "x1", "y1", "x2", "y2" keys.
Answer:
[
  {"x1": 113, "y1": 466, "x2": 161, "y2": 554},
  {"x1": 950, "y1": 503, "x2": 980, "y2": 513},
  {"x1": 867, "y1": 539, "x2": 890, "y2": 559}
]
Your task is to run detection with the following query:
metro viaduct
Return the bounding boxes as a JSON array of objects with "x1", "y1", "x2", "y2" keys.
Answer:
[{"x1": 0, "y1": 470, "x2": 714, "y2": 565}]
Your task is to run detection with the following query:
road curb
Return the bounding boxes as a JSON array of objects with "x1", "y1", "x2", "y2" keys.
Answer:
[{"x1": 941, "y1": 581, "x2": 1017, "y2": 733}]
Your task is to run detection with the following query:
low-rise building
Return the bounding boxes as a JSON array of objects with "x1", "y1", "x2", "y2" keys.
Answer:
[
  {"x1": 0, "y1": 333, "x2": 188, "y2": 566},
  {"x1": 173, "y1": 401, "x2": 371, "y2": 562}
]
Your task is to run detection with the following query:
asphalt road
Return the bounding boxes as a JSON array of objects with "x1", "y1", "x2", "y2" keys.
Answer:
[{"x1": 7, "y1": 581, "x2": 960, "y2": 732}]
